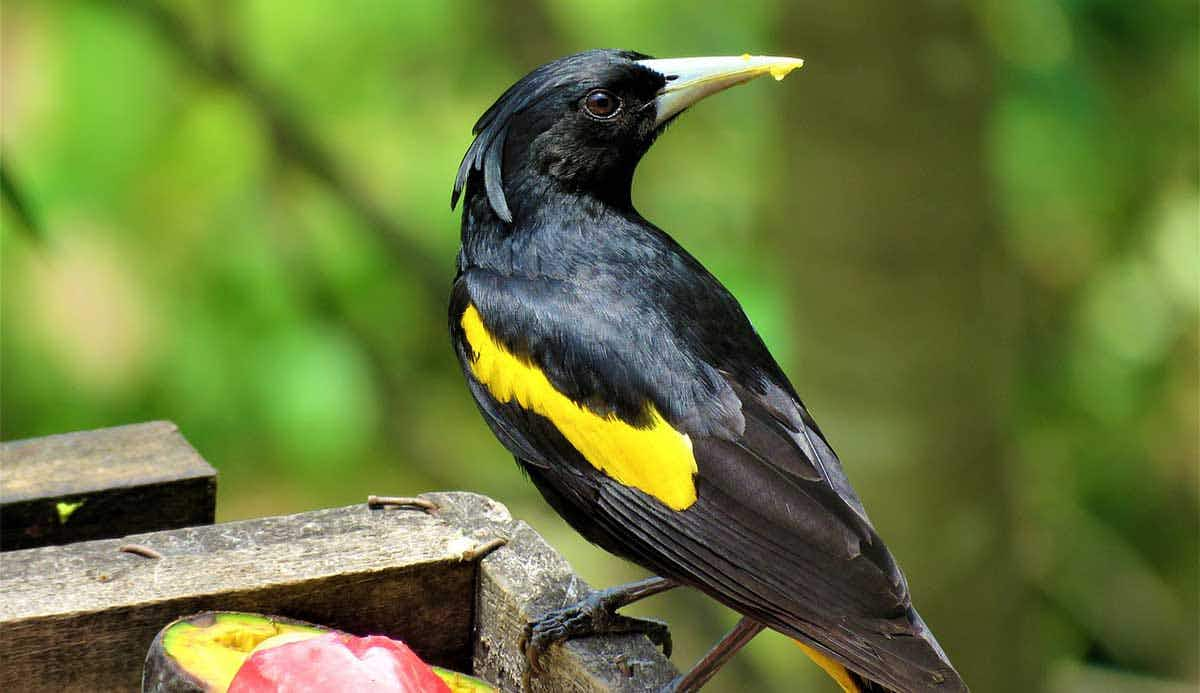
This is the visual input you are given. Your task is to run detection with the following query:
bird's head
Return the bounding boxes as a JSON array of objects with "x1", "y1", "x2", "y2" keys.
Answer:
[{"x1": 452, "y1": 49, "x2": 803, "y2": 224}]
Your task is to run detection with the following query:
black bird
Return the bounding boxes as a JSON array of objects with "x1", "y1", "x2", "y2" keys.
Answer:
[{"x1": 449, "y1": 49, "x2": 967, "y2": 692}]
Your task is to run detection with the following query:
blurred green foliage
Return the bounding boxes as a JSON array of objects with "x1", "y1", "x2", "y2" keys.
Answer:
[{"x1": 2, "y1": 1, "x2": 1196, "y2": 691}]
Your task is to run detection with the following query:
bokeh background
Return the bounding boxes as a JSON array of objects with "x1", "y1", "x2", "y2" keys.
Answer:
[{"x1": 2, "y1": 1, "x2": 1197, "y2": 691}]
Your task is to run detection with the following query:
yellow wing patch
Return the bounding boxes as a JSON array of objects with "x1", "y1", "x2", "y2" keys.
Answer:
[{"x1": 461, "y1": 304, "x2": 698, "y2": 510}]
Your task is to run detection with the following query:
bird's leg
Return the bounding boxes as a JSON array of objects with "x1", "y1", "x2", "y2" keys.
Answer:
[
  {"x1": 662, "y1": 617, "x2": 766, "y2": 692},
  {"x1": 523, "y1": 576, "x2": 678, "y2": 672}
]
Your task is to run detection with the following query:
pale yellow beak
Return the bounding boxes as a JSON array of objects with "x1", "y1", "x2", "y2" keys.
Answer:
[{"x1": 636, "y1": 54, "x2": 804, "y2": 127}]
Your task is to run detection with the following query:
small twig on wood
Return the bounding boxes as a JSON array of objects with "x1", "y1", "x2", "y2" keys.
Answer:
[
  {"x1": 367, "y1": 495, "x2": 439, "y2": 513},
  {"x1": 117, "y1": 544, "x2": 163, "y2": 560},
  {"x1": 460, "y1": 536, "x2": 508, "y2": 562}
]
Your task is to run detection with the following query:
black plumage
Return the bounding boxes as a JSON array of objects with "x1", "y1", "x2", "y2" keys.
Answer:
[{"x1": 449, "y1": 49, "x2": 966, "y2": 692}]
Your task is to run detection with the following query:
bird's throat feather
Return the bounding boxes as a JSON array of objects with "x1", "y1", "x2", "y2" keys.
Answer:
[{"x1": 461, "y1": 304, "x2": 698, "y2": 510}]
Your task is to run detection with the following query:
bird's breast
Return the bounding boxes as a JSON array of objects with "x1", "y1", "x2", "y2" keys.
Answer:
[{"x1": 460, "y1": 303, "x2": 699, "y2": 510}]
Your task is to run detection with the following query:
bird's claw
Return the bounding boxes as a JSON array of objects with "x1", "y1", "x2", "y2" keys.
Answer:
[
  {"x1": 521, "y1": 590, "x2": 673, "y2": 678},
  {"x1": 630, "y1": 617, "x2": 672, "y2": 658}
]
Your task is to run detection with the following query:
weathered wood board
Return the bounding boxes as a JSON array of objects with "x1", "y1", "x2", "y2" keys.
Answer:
[
  {"x1": 1, "y1": 422, "x2": 217, "y2": 551},
  {"x1": 428, "y1": 492, "x2": 678, "y2": 693},
  {"x1": 0, "y1": 492, "x2": 677, "y2": 692}
]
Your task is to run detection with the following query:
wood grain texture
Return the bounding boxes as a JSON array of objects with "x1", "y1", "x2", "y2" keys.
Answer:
[
  {"x1": 0, "y1": 502, "x2": 484, "y2": 692},
  {"x1": 1, "y1": 422, "x2": 217, "y2": 550},
  {"x1": 427, "y1": 492, "x2": 678, "y2": 692}
]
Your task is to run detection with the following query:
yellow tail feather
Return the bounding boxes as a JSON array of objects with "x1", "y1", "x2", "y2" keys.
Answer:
[{"x1": 795, "y1": 640, "x2": 861, "y2": 693}]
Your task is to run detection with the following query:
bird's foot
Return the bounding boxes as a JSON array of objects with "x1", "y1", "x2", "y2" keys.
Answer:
[
  {"x1": 657, "y1": 617, "x2": 766, "y2": 693},
  {"x1": 522, "y1": 587, "x2": 673, "y2": 675}
]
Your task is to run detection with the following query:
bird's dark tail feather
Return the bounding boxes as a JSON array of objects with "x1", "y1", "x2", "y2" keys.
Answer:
[
  {"x1": 797, "y1": 612, "x2": 967, "y2": 692},
  {"x1": 848, "y1": 671, "x2": 896, "y2": 692}
]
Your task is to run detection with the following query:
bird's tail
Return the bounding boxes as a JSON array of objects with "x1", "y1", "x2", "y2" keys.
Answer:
[
  {"x1": 794, "y1": 606, "x2": 966, "y2": 692},
  {"x1": 795, "y1": 640, "x2": 876, "y2": 693},
  {"x1": 796, "y1": 640, "x2": 899, "y2": 691},
  {"x1": 847, "y1": 671, "x2": 898, "y2": 693}
]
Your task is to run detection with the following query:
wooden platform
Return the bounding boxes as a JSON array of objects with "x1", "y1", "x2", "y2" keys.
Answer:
[{"x1": 0, "y1": 424, "x2": 677, "y2": 692}]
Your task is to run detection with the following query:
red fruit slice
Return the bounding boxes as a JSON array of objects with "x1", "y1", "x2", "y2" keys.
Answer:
[
  {"x1": 228, "y1": 632, "x2": 451, "y2": 693},
  {"x1": 141, "y1": 612, "x2": 495, "y2": 693}
]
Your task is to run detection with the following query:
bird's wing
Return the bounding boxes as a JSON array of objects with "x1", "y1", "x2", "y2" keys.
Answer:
[
  {"x1": 597, "y1": 375, "x2": 964, "y2": 692},
  {"x1": 450, "y1": 271, "x2": 965, "y2": 692}
]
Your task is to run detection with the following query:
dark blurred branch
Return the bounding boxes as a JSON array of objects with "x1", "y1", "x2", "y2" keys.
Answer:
[
  {"x1": 109, "y1": 0, "x2": 447, "y2": 301},
  {"x1": 108, "y1": 0, "x2": 462, "y2": 480},
  {"x1": 0, "y1": 156, "x2": 44, "y2": 244}
]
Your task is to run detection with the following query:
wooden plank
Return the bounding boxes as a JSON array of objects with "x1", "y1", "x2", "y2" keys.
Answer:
[
  {"x1": 0, "y1": 502, "x2": 488, "y2": 692},
  {"x1": 428, "y1": 492, "x2": 678, "y2": 692},
  {"x1": 0, "y1": 491, "x2": 677, "y2": 692},
  {"x1": 1, "y1": 422, "x2": 217, "y2": 551}
]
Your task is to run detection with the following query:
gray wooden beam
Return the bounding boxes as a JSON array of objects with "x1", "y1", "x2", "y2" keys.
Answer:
[
  {"x1": 1, "y1": 422, "x2": 216, "y2": 551},
  {"x1": 0, "y1": 502, "x2": 479, "y2": 691},
  {"x1": 0, "y1": 492, "x2": 676, "y2": 692}
]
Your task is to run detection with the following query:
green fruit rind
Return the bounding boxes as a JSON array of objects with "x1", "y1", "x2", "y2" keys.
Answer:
[
  {"x1": 142, "y1": 612, "x2": 327, "y2": 692},
  {"x1": 432, "y1": 666, "x2": 498, "y2": 692}
]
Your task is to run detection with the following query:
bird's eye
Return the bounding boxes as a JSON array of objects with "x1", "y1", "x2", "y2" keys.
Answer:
[{"x1": 582, "y1": 89, "x2": 621, "y2": 119}]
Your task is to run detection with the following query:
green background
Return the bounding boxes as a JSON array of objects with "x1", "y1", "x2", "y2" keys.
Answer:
[{"x1": 2, "y1": 1, "x2": 1196, "y2": 691}]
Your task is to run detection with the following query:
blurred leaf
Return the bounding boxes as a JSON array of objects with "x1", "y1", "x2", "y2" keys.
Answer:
[
  {"x1": 252, "y1": 326, "x2": 378, "y2": 471},
  {"x1": 0, "y1": 158, "x2": 44, "y2": 242}
]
